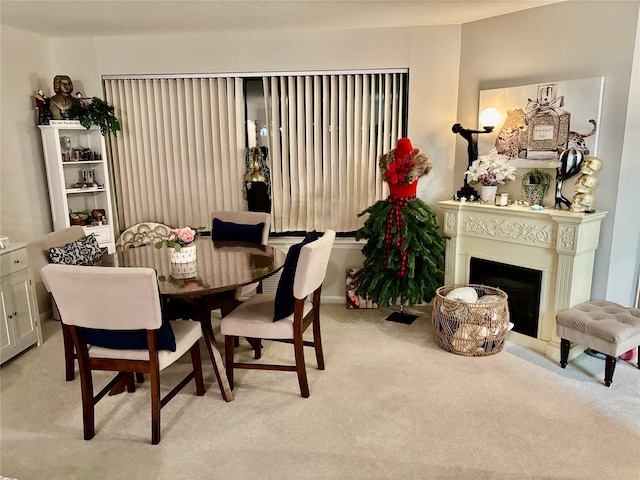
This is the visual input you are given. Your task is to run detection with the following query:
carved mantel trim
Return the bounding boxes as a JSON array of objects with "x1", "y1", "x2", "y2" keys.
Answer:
[{"x1": 462, "y1": 216, "x2": 553, "y2": 246}]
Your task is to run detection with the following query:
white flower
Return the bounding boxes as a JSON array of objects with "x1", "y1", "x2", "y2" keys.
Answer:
[
  {"x1": 464, "y1": 159, "x2": 489, "y2": 183},
  {"x1": 465, "y1": 148, "x2": 516, "y2": 186}
]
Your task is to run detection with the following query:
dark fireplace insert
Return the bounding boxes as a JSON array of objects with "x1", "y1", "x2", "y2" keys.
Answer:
[{"x1": 469, "y1": 257, "x2": 542, "y2": 338}]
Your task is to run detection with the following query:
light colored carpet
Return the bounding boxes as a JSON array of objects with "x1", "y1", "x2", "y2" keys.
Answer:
[{"x1": 1, "y1": 304, "x2": 639, "y2": 480}]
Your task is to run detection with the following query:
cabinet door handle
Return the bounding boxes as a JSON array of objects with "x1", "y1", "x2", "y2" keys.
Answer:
[{"x1": 13, "y1": 259, "x2": 20, "y2": 264}]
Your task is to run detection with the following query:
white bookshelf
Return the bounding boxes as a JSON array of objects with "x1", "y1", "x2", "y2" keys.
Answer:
[{"x1": 39, "y1": 121, "x2": 116, "y2": 253}]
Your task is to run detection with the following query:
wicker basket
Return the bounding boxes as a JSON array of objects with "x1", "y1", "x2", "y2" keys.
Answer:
[{"x1": 432, "y1": 284, "x2": 510, "y2": 356}]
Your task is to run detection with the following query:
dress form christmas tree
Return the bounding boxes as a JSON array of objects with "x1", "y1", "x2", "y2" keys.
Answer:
[{"x1": 354, "y1": 138, "x2": 444, "y2": 322}]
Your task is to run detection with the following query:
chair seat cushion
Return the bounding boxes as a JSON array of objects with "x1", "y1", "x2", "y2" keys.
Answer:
[
  {"x1": 88, "y1": 320, "x2": 201, "y2": 370},
  {"x1": 221, "y1": 294, "x2": 313, "y2": 339},
  {"x1": 49, "y1": 234, "x2": 102, "y2": 266},
  {"x1": 273, "y1": 231, "x2": 319, "y2": 321},
  {"x1": 212, "y1": 218, "x2": 264, "y2": 243}
]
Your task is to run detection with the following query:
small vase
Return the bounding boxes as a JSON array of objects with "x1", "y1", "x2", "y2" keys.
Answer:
[
  {"x1": 523, "y1": 184, "x2": 544, "y2": 205},
  {"x1": 168, "y1": 244, "x2": 197, "y2": 264},
  {"x1": 480, "y1": 185, "x2": 497, "y2": 203}
]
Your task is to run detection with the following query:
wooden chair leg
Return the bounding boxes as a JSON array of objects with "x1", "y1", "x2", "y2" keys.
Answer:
[
  {"x1": 135, "y1": 372, "x2": 145, "y2": 383},
  {"x1": 150, "y1": 366, "x2": 161, "y2": 445},
  {"x1": 225, "y1": 335, "x2": 235, "y2": 390},
  {"x1": 294, "y1": 335, "x2": 309, "y2": 398},
  {"x1": 79, "y1": 368, "x2": 95, "y2": 440},
  {"x1": 247, "y1": 338, "x2": 262, "y2": 359},
  {"x1": 560, "y1": 338, "x2": 570, "y2": 368},
  {"x1": 312, "y1": 317, "x2": 325, "y2": 370},
  {"x1": 62, "y1": 323, "x2": 75, "y2": 381},
  {"x1": 604, "y1": 355, "x2": 617, "y2": 387},
  {"x1": 190, "y1": 344, "x2": 205, "y2": 396}
]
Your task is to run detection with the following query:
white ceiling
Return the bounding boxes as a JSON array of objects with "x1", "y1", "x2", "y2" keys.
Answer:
[{"x1": 1, "y1": 0, "x2": 565, "y2": 38}]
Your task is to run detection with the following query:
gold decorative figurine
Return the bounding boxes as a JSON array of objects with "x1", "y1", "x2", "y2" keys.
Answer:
[{"x1": 570, "y1": 156, "x2": 603, "y2": 213}]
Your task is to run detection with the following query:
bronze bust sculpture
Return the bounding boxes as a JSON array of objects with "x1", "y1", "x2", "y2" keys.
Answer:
[{"x1": 49, "y1": 75, "x2": 78, "y2": 120}]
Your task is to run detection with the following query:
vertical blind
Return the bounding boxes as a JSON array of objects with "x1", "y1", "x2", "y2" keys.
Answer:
[
  {"x1": 103, "y1": 70, "x2": 406, "y2": 234},
  {"x1": 263, "y1": 72, "x2": 406, "y2": 233},
  {"x1": 103, "y1": 77, "x2": 246, "y2": 230}
]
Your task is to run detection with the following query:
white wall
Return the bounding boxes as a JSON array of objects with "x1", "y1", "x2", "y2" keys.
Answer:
[
  {"x1": 456, "y1": 1, "x2": 640, "y2": 305},
  {"x1": 607, "y1": 10, "x2": 640, "y2": 306},
  {"x1": 0, "y1": 25, "x2": 53, "y2": 241}
]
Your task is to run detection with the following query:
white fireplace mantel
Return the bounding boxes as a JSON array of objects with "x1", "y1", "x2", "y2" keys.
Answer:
[{"x1": 438, "y1": 200, "x2": 607, "y2": 359}]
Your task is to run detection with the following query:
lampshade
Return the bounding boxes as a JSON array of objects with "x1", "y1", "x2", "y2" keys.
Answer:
[{"x1": 479, "y1": 107, "x2": 501, "y2": 129}]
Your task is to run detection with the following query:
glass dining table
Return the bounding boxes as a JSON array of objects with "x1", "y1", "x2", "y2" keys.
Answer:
[{"x1": 102, "y1": 239, "x2": 286, "y2": 402}]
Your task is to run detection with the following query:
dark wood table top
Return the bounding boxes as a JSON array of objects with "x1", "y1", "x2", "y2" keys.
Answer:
[{"x1": 105, "y1": 239, "x2": 286, "y2": 298}]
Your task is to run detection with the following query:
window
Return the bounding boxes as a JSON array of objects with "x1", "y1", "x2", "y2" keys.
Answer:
[
  {"x1": 103, "y1": 70, "x2": 407, "y2": 234},
  {"x1": 259, "y1": 71, "x2": 408, "y2": 233}
]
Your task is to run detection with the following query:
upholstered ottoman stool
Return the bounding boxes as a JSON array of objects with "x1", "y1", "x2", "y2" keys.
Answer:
[{"x1": 556, "y1": 300, "x2": 640, "y2": 386}]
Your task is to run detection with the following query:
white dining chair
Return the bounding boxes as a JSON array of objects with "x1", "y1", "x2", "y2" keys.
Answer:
[
  {"x1": 221, "y1": 230, "x2": 335, "y2": 398},
  {"x1": 40, "y1": 264, "x2": 205, "y2": 445}
]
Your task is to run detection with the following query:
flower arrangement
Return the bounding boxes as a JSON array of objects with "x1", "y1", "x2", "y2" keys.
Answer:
[
  {"x1": 386, "y1": 156, "x2": 417, "y2": 184},
  {"x1": 155, "y1": 226, "x2": 204, "y2": 251},
  {"x1": 465, "y1": 148, "x2": 517, "y2": 186}
]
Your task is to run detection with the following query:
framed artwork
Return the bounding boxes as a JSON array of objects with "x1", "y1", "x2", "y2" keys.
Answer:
[{"x1": 478, "y1": 77, "x2": 604, "y2": 168}]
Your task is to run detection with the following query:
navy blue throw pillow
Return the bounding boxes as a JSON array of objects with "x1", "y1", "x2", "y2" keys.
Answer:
[
  {"x1": 51, "y1": 247, "x2": 177, "y2": 352},
  {"x1": 273, "y1": 231, "x2": 319, "y2": 321},
  {"x1": 83, "y1": 287, "x2": 176, "y2": 351},
  {"x1": 212, "y1": 218, "x2": 265, "y2": 244}
]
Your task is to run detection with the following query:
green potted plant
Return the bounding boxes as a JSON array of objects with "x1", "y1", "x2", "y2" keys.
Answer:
[
  {"x1": 68, "y1": 97, "x2": 121, "y2": 137},
  {"x1": 521, "y1": 168, "x2": 552, "y2": 205}
]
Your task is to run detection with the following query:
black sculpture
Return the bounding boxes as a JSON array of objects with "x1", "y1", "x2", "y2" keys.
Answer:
[
  {"x1": 555, "y1": 148, "x2": 584, "y2": 209},
  {"x1": 452, "y1": 123, "x2": 494, "y2": 199}
]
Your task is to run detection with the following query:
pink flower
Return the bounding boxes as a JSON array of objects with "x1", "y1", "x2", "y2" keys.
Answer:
[
  {"x1": 155, "y1": 225, "x2": 204, "y2": 250},
  {"x1": 175, "y1": 227, "x2": 196, "y2": 244}
]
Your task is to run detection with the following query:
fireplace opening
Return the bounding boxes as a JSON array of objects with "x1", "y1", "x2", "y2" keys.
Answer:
[{"x1": 469, "y1": 258, "x2": 542, "y2": 338}]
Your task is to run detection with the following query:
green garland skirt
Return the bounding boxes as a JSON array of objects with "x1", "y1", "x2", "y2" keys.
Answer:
[{"x1": 353, "y1": 197, "x2": 444, "y2": 307}]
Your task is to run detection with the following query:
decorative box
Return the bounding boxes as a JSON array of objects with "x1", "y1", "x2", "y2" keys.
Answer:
[{"x1": 525, "y1": 84, "x2": 570, "y2": 160}]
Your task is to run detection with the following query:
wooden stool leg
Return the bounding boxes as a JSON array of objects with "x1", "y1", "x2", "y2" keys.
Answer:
[
  {"x1": 560, "y1": 338, "x2": 570, "y2": 368},
  {"x1": 604, "y1": 355, "x2": 617, "y2": 387}
]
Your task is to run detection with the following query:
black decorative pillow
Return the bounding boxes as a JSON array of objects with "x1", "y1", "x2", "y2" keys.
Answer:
[
  {"x1": 83, "y1": 293, "x2": 176, "y2": 352},
  {"x1": 84, "y1": 327, "x2": 176, "y2": 351},
  {"x1": 49, "y1": 234, "x2": 102, "y2": 266},
  {"x1": 212, "y1": 218, "x2": 265, "y2": 244},
  {"x1": 273, "y1": 231, "x2": 319, "y2": 321}
]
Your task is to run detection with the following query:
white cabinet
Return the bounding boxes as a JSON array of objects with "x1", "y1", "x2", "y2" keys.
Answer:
[
  {"x1": 1, "y1": 245, "x2": 42, "y2": 364},
  {"x1": 39, "y1": 121, "x2": 116, "y2": 253}
]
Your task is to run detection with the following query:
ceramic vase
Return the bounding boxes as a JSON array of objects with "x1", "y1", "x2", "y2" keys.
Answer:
[
  {"x1": 168, "y1": 244, "x2": 197, "y2": 264},
  {"x1": 480, "y1": 185, "x2": 497, "y2": 203},
  {"x1": 170, "y1": 260, "x2": 198, "y2": 279},
  {"x1": 523, "y1": 184, "x2": 545, "y2": 205}
]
